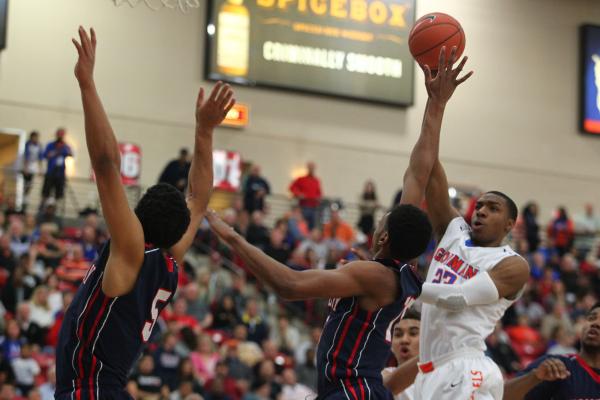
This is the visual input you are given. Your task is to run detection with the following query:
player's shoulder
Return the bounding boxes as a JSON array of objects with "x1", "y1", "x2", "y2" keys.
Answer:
[{"x1": 440, "y1": 216, "x2": 470, "y2": 240}]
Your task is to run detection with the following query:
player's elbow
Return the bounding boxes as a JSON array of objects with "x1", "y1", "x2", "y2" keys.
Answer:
[{"x1": 275, "y1": 277, "x2": 305, "y2": 301}]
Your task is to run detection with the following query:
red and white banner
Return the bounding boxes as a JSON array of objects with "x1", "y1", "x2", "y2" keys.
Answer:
[
  {"x1": 213, "y1": 150, "x2": 241, "y2": 192},
  {"x1": 90, "y1": 142, "x2": 141, "y2": 186}
]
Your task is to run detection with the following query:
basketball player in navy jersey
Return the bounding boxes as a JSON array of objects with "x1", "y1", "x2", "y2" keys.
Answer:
[
  {"x1": 503, "y1": 302, "x2": 600, "y2": 400},
  {"x1": 206, "y1": 64, "x2": 450, "y2": 397},
  {"x1": 54, "y1": 27, "x2": 235, "y2": 399}
]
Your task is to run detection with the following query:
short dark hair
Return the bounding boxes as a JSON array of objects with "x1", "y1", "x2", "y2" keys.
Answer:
[
  {"x1": 486, "y1": 191, "x2": 518, "y2": 221},
  {"x1": 386, "y1": 204, "x2": 432, "y2": 262},
  {"x1": 589, "y1": 302, "x2": 600, "y2": 314},
  {"x1": 134, "y1": 183, "x2": 190, "y2": 249},
  {"x1": 403, "y1": 308, "x2": 421, "y2": 321}
]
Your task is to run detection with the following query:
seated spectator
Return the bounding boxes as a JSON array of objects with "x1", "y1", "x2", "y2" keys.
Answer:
[
  {"x1": 547, "y1": 325, "x2": 577, "y2": 355},
  {"x1": 280, "y1": 368, "x2": 314, "y2": 400},
  {"x1": 55, "y1": 244, "x2": 90, "y2": 292},
  {"x1": 486, "y1": 324, "x2": 522, "y2": 375},
  {"x1": 295, "y1": 348, "x2": 316, "y2": 392},
  {"x1": 169, "y1": 379, "x2": 198, "y2": 400},
  {"x1": 264, "y1": 229, "x2": 290, "y2": 265},
  {"x1": 245, "y1": 212, "x2": 270, "y2": 251},
  {"x1": 0, "y1": 320, "x2": 25, "y2": 362},
  {"x1": 131, "y1": 354, "x2": 165, "y2": 399},
  {"x1": 242, "y1": 299, "x2": 269, "y2": 345},
  {"x1": 286, "y1": 206, "x2": 309, "y2": 244},
  {"x1": 11, "y1": 343, "x2": 40, "y2": 396},
  {"x1": 1, "y1": 265, "x2": 37, "y2": 315},
  {"x1": 230, "y1": 325, "x2": 263, "y2": 369},
  {"x1": 182, "y1": 282, "x2": 213, "y2": 329},
  {"x1": 212, "y1": 295, "x2": 241, "y2": 333},
  {"x1": 176, "y1": 357, "x2": 204, "y2": 394},
  {"x1": 205, "y1": 361, "x2": 240, "y2": 400},
  {"x1": 253, "y1": 360, "x2": 281, "y2": 400},
  {"x1": 0, "y1": 235, "x2": 17, "y2": 274},
  {"x1": 154, "y1": 332, "x2": 183, "y2": 391},
  {"x1": 541, "y1": 301, "x2": 574, "y2": 341},
  {"x1": 322, "y1": 208, "x2": 355, "y2": 248},
  {"x1": 38, "y1": 365, "x2": 55, "y2": 400},
  {"x1": 291, "y1": 228, "x2": 328, "y2": 269},
  {"x1": 190, "y1": 334, "x2": 220, "y2": 384},
  {"x1": 80, "y1": 226, "x2": 99, "y2": 262},
  {"x1": 31, "y1": 224, "x2": 64, "y2": 271},
  {"x1": 222, "y1": 338, "x2": 253, "y2": 381},
  {"x1": 165, "y1": 298, "x2": 200, "y2": 334},
  {"x1": 7, "y1": 219, "x2": 31, "y2": 259},
  {"x1": 271, "y1": 316, "x2": 300, "y2": 355},
  {"x1": 27, "y1": 286, "x2": 53, "y2": 329},
  {"x1": 45, "y1": 291, "x2": 74, "y2": 348}
]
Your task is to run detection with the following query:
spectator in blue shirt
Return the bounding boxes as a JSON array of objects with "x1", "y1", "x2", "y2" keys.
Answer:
[{"x1": 41, "y1": 128, "x2": 73, "y2": 207}]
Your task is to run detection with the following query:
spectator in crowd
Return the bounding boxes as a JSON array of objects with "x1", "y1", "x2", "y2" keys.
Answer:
[
  {"x1": 295, "y1": 347, "x2": 316, "y2": 392},
  {"x1": 253, "y1": 360, "x2": 281, "y2": 400},
  {"x1": 245, "y1": 212, "x2": 270, "y2": 251},
  {"x1": 38, "y1": 365, "x2": 55, "y2": 400},
  {"x1": 521, "y1": 202, "x2": 541, "y2": 253},
  {"x1": 0, "y1": 235, "x2": 17, "y2": 275},
  {"x1": 574, "y1": 203, "x2": 600, "y2": 258},
  {"x1": 11, "y1": 343, "x2": 40, "y2": 396},
  {"x1": 41, "y1": 128, "x2": 73, "y2": 208},
  {"x1": 191, "y1": 334, "x2": 220, "y2": 384},
  {"x1": 158, "y1": 148, "x2": 191, "y2": 192},
  {"x1": 176, "y1": 358, "x2": 205, "y2": 395},
  {"x1": 322, "y1": 207, "x2": 355, "y2": 249},
  {"x1": 27, "y1": 286, "x2": 53, "y2": 330},
  {"x1": 205, "y1": 360, "x2": 240, "y2": 400},
  {"x1": 547, "y1": 325, "x2": 577, "y2": 355},
  {"x1": 243, "y1": 165, "x2": 270, "y2": 214},
  {"x1": 280, "y1": 368, "x2": 314, "y2": 400},
  {"x1": 131, "y1": 354, "x2": 166, "y2": 399},
  {"x1": 154, "y1": 332, "x2": 183, "y2": 391},
  {"x1": 8, "y1": 219, "x2": 31, "y2": 259},
  {"x1": 1, "y1": 265, "x2": 37, "y2": 315},
  {"x1": 80, "y1": 225, "x2": 99, "y2": 262},
  {"x1": 486, "y1": 324, "x2": 522, "y2": 375},
  {"x1": 22, "y1": 131, "x2": 44, "y2": 209},
  {"x1": 211, "y1": 295, "x2": 241, "y2": 333},
  {"x1": 289, "y1": 162, "x2": 322, "y2": 230},
  {"x1": 547, "y1": 207, "x2": 575, "y2": 256},
  {"x1": 286, "y1": 205, "x2": 308, "y2": 244},
  {"x1": 357, "y1": 180, "x2": 380, "y2": 237},
  {"x1": 271, "y1": 316, "x2": 300, "y2": 356},
  {"x1": 264, "y1": 228, "x2": 291, "y2": 265},
  {"x1": 0, "y1": 320, "x2": 24, "y2": 362},
  {"x1": 182, "y1": 282, "x2": 213, "y2": 329},
  {"x1": 242, "y1": 299, "x2": 269, "y2": 345},
  {"x1": 55, "y1": 243, "x2": 90, "y2": 292},
  {"x1": 291, "y1": 228, "x2": 328, "y2": 269}
]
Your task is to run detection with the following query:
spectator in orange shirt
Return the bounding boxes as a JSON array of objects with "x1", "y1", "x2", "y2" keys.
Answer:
[
  {"x1": 322, "y1": 208, "x2": 355, "y2": 249},
  {"x1": 55, "y1": 244, "x2": 90, "y2": 292},
  {"x1": 289, "y1": 162, "x2": 322, "y2": 230}
]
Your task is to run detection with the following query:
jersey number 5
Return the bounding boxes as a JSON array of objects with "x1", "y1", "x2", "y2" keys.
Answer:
[{"x1": 142, "y1": 289, "x2": 172, "y2": 342}]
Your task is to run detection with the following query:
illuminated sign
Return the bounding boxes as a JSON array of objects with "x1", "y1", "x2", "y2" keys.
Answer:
[
  {"x1": 205, "y1": 0, "x2": 415, "y2": 105},
  {"x1": 222, "y1": 103, "x2": 249, "y2": 128},
  {"x1": 581, "y1": 25, "x2": 600, "y2": 136}
]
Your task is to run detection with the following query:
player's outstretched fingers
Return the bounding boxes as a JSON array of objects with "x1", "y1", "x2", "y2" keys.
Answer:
[
  {"x1": 446, "y1": 46, "x2": 457, "y2": 72},
  {"x1": 209, "y1": 81, "x2": 223, "y2": 102},
  {"x1": 437, "y1": 46, "x2": 446, "y2": 76}
]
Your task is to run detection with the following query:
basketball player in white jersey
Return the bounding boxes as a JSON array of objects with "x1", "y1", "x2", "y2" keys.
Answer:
[{"x1": 386, "y1": 47, "x2": 530, "y2": 400}]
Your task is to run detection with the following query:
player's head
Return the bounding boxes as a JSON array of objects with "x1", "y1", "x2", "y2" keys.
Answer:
[
  {"x1": 372, "y1": 204, "x2": 432, "y2": 262},
  {"x1": 134, "y1": 183, "x2": 190, "y2": 249},
  {"x1": 581, "y1": 302, "x2": 600, "y2": 354},
  {"x1": 391, "y1": 309, "x2": 420, "y2": 364},
  {"x1": 470, "y1": 191, "x2": 518, "y2": 246}
]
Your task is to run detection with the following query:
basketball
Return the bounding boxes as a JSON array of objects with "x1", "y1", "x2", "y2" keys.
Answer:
[{"x1": 409, "y1": 12, "x2": 466, "y2": 70}]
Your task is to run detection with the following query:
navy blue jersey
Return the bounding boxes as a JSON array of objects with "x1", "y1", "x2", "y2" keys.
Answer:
[
  {"x1": 316, "y1": 259, "x2": 422, "y2": 399},
  {"x1": 55, "y1": 242, "x2": 178, "y2": 399},
  {"x1": 521, "y1": 354, "x2": 600, "y2": 400}
]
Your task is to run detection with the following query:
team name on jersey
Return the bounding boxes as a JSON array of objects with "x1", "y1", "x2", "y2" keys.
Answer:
[
  {"x1": 328, "y1": 297, "x2": 341, "y2": 311},
  {"x1": 433, "y1": 248, "x2": 479, "y2": 280}
]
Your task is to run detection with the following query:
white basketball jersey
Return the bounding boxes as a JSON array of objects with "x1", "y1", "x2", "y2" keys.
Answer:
[{"x1": 419, "y1": 217, "x2": 520, "y2": 362}]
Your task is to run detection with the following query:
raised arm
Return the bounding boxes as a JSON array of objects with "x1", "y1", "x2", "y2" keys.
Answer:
[
  {"x1": 170, "y1": 83, "x2": 235, "y2": 265},
  {"x1": 400, "y1": 47, "x2": 473, "y2": 208},
  {"x1": 72, "y1": 27, "x2": 144, "y2": 296},
  {"x1": 206, "y1": 211, "x2": 394, "y2": 302},
  {"x1": 425, "y1": 160, "x2": 460, "y2": 240}
]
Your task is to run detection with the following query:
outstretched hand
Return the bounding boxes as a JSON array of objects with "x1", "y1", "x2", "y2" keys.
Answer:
[
  {"x1": 533, "y1": 358, "x2": 571, "y2": 382},
  {"x1": 196, "y1": 82, "x2": 236, "y2": 132},
  {"x1": 72, "y1": 26, "x2": 97, "y2": 89},
  {"x1": 423, "y1": 46, "x2": 473, "y2": 105},
  {"x1": 206, "y1": 209, "x2": 238, "y2": 244}
]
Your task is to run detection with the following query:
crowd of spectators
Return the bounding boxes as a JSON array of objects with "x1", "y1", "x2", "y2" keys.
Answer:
[{"x1": 0, "y1": 158, "x2": 597, "y2": 399}]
